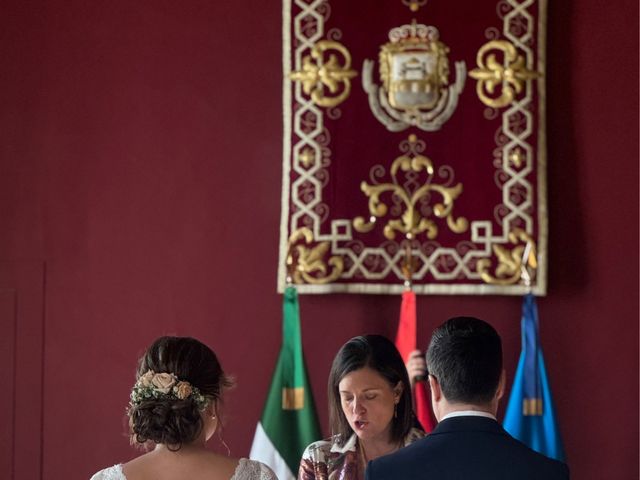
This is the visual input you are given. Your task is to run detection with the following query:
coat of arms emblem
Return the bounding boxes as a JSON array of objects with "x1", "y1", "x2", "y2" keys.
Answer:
[{"x1": 363, "y1": 21, "x2": 466, "y2": 132}]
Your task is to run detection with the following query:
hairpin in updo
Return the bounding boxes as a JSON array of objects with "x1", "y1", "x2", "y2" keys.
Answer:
[{"x1": 129, "y1": 370, "x2": 209, "y2": 410}]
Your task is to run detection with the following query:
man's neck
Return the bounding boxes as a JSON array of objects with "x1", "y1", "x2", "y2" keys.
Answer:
[
  {"x1": 440, "y1": 410, "x2": 497, "y2": 422},
  {"x1": 436, "y1": 401, "x2": 497, "y2": 422}
]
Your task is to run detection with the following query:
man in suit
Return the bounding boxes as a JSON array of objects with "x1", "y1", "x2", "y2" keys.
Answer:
[{"x1": 366, "y1": 316, "x2": 569, "y2": 480}]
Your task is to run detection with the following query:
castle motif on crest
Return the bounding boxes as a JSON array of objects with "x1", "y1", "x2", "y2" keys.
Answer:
[{"x1": 363, "y1": 21, "x2": 466, "y2": 132}]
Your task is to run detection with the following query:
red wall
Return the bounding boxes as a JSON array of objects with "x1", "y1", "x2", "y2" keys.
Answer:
[{"x1": 0, "y1": 1, "x2": 637, "y2": 479}]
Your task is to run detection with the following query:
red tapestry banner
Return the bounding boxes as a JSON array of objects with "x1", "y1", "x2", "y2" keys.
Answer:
[{"x1": 278, "y1": 0, "x2": 548, "y2": 295}]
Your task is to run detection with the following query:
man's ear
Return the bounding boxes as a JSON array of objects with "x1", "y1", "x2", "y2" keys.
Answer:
[
  {"x1": 495, "y1": 369, "x2": 506, "y2": 402},
  {"x1": 428, "y1": 374, "x2": 442, "y2": 402}
]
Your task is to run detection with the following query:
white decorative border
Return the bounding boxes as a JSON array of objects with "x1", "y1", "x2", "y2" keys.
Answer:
[{"x1": 278, "y1": 0, "x2": 547, "y2": 295}]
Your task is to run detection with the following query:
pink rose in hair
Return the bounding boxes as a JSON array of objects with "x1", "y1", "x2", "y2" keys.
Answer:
[
  {"x1": 175, "y1": 381, "x2": 193, "y2": 399},
  {"x1": 151, "y1": 373, "x2": 176, "y2": 394},
  {"x1": 138, "y1": 370, "x2": 155, "y2": 387}
]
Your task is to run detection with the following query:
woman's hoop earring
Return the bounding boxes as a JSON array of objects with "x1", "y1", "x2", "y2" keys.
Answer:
[{"x1": 394, "y1": 402, "x2": 398, "y2": 418}]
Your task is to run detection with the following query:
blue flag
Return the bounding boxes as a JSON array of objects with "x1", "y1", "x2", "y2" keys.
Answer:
[{"x1": 503, "y1": 294, "x2": 566, "y2": 461}]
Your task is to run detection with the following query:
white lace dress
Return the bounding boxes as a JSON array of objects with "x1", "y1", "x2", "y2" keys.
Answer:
[{"x1": 90, "y1": 458, "x2": 277, "y2": 480}]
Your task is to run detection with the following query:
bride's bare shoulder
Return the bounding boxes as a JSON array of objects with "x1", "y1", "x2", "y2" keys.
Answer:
[{"x1": 122, "y1": 451, "x2": 241, "y2": 480}]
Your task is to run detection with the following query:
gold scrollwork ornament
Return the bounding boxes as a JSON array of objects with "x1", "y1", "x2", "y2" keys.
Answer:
[
  {"x1": 286, "y1": 227, "x2": 344, "y2": 284},
  {"x1": 290, "y1": 40, "x2": 358, "y2": 108},
  {"x1": 353, "y1": 135, "x2": 468, "y2": 240},
  {"x1": 476, "y1": 228, "x2": 538, "y2": 285},
  {"x1": 469, "y1": 40, "x2": 540, "y2": 108}
]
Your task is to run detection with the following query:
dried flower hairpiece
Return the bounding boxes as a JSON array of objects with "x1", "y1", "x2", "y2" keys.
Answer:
[{"x1": 129, "y1": 370, "x2": 209, "y2": 410}]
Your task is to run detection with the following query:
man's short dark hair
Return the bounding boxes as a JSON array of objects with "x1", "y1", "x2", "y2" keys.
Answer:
[{"x1": 426, "y1": 316, "x2": 502, "y2": 404}]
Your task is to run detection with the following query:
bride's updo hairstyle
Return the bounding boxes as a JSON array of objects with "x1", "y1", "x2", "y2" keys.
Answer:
[{"x1": 128, "y1": 336, "x2": 233, "y2": 450}]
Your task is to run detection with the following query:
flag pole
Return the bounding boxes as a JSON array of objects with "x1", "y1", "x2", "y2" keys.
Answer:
[
  {"x1": 520, "y1": 239, "x2": 533, "y2": 291},
  {"x1": 250, "y1": 240, "x2": 322, "y2": 479},
  {"x1": 401, "y1": 240, "x2": 414, "y2": 291},
  {"x1": 396, "y1": 238, "x2": 435, "y2": 432},
  {"x1": 503, "y1": 238, "x2": 565, "y2": 461}
]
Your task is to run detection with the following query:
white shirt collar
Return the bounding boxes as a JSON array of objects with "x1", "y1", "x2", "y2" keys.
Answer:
[
  {"x1": 440, "y1": 410, "x2": 496, "y2": 421},
  {"x1": 328, "y1": 427, "x2": 422, "y2": 454},
  {"x1": 330, "y1": 433, "x2": 358, "y2": 454}
]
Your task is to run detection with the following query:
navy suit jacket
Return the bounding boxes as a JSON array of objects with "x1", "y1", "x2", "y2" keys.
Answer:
[{"x1": 366, "y1": 416, "x2": 569, "y2": 480}]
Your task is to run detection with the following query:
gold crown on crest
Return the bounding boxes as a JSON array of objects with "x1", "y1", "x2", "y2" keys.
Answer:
[{"x1": 388, "y1": 20, "x2": 440, "y2": 44}]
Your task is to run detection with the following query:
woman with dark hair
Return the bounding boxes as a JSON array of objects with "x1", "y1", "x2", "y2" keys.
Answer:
[
  {"x1": 90, "y1": 336, "x2": 276, "y2": 480},
  {"x1": 298, "y1": 335, "x2": 424, "y2": 480}
]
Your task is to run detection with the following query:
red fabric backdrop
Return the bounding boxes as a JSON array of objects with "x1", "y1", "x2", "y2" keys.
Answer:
[
  {"x1": 0, "y1": 1, "x2": 637, "y2": 479},
  {"x1": 281, "y1": 0, "x2": 547, "y2": 294}
]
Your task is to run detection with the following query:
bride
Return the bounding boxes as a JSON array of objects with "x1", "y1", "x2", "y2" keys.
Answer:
[{"x1": 90, "y1": 336, "x2": 276, "y2": 480}]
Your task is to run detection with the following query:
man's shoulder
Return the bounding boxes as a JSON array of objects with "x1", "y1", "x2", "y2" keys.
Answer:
[
  {"x1": 476, "y1": 428, "x2": 570, "y2": 479},
  {"x1": 368, "y1": 436, "x2": 431, "y2": 470},
  {"x1": 501, "y1": 435, "x2": 569, "y2": 476},
  {"x1": 367, "y1": 423, "x2": 569, "y2": 480},
  {"x1": 366, "y1": 437, "x2": 434, "y2": 480}
]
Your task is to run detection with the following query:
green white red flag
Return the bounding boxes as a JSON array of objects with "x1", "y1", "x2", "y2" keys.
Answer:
[{"x1": 249, "y1": 286, "x2": 322, "y2": 479}]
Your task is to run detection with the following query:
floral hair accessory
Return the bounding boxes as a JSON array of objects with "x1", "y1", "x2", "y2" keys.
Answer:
[{"x1": 129, "y1": 370, "x2": 209, "y2": 410}]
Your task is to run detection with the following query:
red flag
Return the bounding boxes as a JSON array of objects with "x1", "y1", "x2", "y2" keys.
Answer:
[{"x1": 395, "y1": 290, "x2": 435, "y2": 432}]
